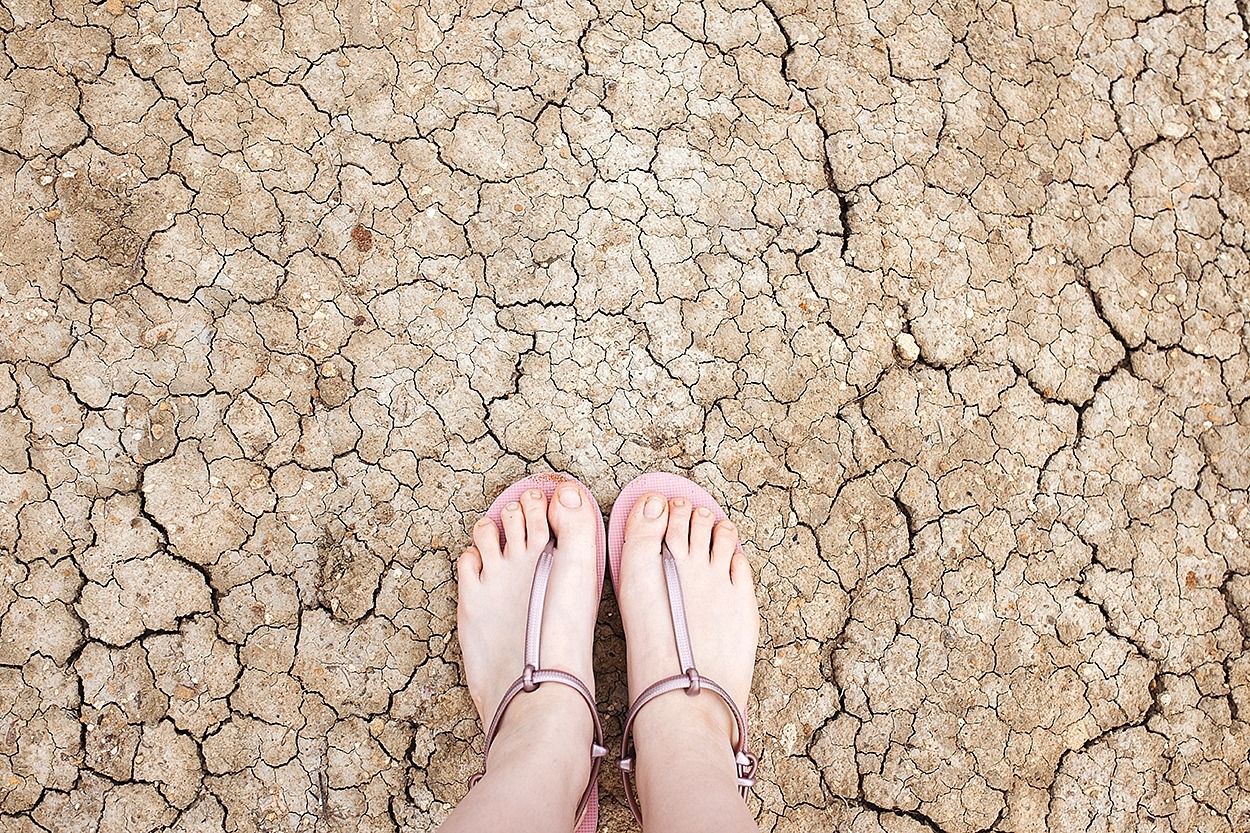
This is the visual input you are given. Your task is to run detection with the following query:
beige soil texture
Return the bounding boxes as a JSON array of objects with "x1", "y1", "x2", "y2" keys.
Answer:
[{"x1": 1, "y1": 0, "x2": 1249, "y2": 831}]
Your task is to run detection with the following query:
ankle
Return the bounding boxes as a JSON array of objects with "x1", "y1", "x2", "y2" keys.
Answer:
[
  {"x1": 484, "y1": 684, "x2": 595, "y2": 780},
  {"x1": 634, "y1": 688, "x2": 737, "y2": 749},
  {"x1": 466, "y1": 688, "x2": 595, "y2": 830},
  {"x1": 631, "y1": 690, "x2": 741, "y2": 783}
]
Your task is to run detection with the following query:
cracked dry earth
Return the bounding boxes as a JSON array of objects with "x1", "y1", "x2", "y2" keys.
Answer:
[{"x1": 0, "y1": 0, "x2": 1249, "y2": 831}]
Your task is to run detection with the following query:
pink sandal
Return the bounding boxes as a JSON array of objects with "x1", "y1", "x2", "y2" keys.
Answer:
[
  {"x1": 469, "y1": 473, "x2": 607, "y2": 833},
  {"x1": 606, "y1": 472, "x2": 757, "y2": 824}
]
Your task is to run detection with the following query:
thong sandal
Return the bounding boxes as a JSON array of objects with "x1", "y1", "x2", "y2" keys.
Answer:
[
  {"x1": 606, "y1": 472, "x2": 757, "y2": 824},
  {"x1": 468, "y1": 473, "x2": 608, "y2": 833}
]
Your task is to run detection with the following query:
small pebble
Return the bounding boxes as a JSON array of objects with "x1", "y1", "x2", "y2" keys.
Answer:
[{"x1": 895, "y1": 332, "x2": 920, "y2": 362}]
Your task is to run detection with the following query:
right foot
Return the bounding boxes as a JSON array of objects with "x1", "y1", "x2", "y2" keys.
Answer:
[{"x1": 616, "y1": 493, "x2": 760, "y2": 762}]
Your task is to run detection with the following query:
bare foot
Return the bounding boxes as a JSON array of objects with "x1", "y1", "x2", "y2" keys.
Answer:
[
  {"x1": 616, "y1": 493, "x2": 759, "y2": 776},
  {"x1": 455, "y1": 483, "x2": 601, "y2": 789}
]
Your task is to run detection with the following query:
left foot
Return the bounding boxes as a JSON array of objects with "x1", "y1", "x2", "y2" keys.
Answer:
[{"x1": 455, "y1": 483, "x2": 601, "y2": 766}]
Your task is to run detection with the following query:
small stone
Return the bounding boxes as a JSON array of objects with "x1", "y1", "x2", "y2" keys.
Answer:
[{"x1": 895, "y1": 332, "x2": 921, "y2": 362}]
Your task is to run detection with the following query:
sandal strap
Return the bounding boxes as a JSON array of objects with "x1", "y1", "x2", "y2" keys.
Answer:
[
  {"x1": 469, "y1": 541, "x2": 608, "y2": 826},
  {"x1": 617, "y1": 542, "x2": 756, "y2": 824},
  {"x1": 523, "y1": 538, "x2": 554, "y2": 671},
  {"x1": 662, "y1": 540, "x2": 697, "y2": 674}
]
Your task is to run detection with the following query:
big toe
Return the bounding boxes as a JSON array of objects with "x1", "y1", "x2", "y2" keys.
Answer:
[
  {"x1": 548, "y1": 483, "x2": 600, "y2": 563},
  {"x1": 617, "y1": 491, "x2": 674, "y2": 643},
  {"x1": 623, "y1": 492, "x2": 669, "y2": 553}
]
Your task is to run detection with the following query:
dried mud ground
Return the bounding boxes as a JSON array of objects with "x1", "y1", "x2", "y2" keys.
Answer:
[{"x1": 1, "y1": 0, "x2": 1249, "y2": 831}]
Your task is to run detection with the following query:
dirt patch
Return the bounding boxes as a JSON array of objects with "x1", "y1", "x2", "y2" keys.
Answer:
[{"x1": 1, "y1": 0, "x2": 1248, "y2": 831}]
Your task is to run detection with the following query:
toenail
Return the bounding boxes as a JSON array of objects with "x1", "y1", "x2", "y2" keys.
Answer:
[
  {"x1": 476, "y1": 518, "x2": 492, "y2": 527},
  {"x1": 672, "y1": 498, "x2": 687, "y2": 508},
  {"x1": 697, "y1": 507, "x2": 711, "y2": 517},
  {"x1": 558, "y1": 486, "x2": 582, "y2": 507},
  {"x1": 644, "y1": 496, "x2": 665, "y2": 518},
  {"x1": 505, "y1": 502, "x2": 520, "y2": 512},
  {"x1": 529, "y1": 490, "x2": 542, "y2": 500}
]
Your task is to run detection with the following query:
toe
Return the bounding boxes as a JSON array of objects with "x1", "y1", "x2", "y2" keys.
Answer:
[
  {"x1": 730, "y1": 548, "x2": 754, "y2": 587},
  {"x1": 690, "y1": 505, "x2": 715, "y2": 561},
  {"x1": 472, "y1": 517, "x2": 502, "y2": 561},
  {"x1": 620, "y1": 490, "x2": 670, "y2": 560},
  {"x1": 548, "y1": 483, "x2": 596, "y2": 552},
  {"x1": 457, "y1": 546, "x2": 484, "y2": 582},
  {"x1": 519, "y1": 488, "x2": 550, "y2": 552},
  {"x1": 499, "y1": 501, "x2": 525, "y2": 554},
  {"x1": 711, "y1": 520, "x2": 738, "y2": 569},
  {"x1": 624, "y1": 491, "x2": 669, "y2": 550},
  {"x1": 665, "y1": 497, "x2": 693, "y2": 557}
]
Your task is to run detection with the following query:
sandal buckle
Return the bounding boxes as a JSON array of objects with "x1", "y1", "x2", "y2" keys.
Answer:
[
  {"x1": 522, "y1": 664, "x2": 537, "y2": 692},
  {"x1": 736, "y1": 751, "x2": 758, "y2": 787},
  {"x1": 684, "y1": 668, "x2": 701, "y2": 696}
]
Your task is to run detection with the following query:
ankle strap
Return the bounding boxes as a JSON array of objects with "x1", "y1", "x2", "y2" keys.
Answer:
[
  {"x1": 469, "y1": 541, "x2": 608, "y2": 826},
  {"x1": 616, "y1": 542, "x2": 756, "y2": 824}
]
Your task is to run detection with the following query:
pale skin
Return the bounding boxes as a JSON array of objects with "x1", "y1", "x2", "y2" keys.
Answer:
[{"x1": 439, "y1": 484, "x2": 760, "y2": 833}]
